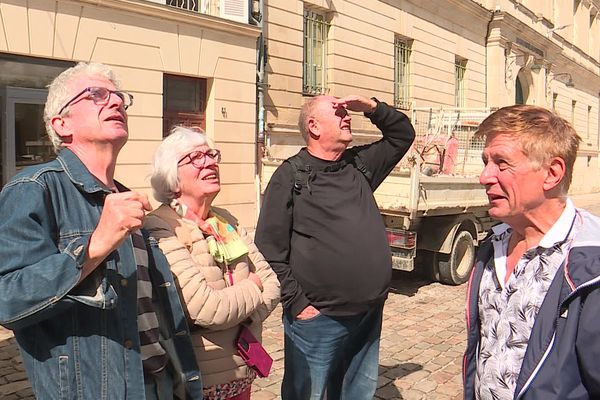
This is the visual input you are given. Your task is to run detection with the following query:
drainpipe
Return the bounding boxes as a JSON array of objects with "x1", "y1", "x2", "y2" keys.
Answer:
[
  {"x1": 484, "y1": 9, "x2": 497, "y2": 109},
  {"x1": 251, "y1": 0, "x2": 267, "y2": 225}
]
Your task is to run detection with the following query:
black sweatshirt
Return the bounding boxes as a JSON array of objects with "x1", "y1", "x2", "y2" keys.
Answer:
[{"x1": 255, "y1": 101, "x2": 415, "y2": 317}]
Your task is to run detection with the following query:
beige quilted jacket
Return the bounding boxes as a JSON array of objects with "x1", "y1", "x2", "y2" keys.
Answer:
[{"x1": 144, "y1": 204, "x2": 280, "y2": 389}]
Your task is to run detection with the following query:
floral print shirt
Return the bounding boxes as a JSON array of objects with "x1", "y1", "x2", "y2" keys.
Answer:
[
  {"x1": 203, "y1": 374, "x2": 255, "y2": 400},
  {"x1": 475, "y1": 200, "x2": 577, "y2": 400}
]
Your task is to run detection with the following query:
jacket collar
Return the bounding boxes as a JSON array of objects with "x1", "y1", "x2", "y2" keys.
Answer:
[
  {"x1": 56, "y1": 148, "x2": 123, "y2": 195},
  {"x1": 489, "y1": 199, "x2": 576, "y2": 249},
  {"x1": 563, "y1": 209, "x2": 600, "y2": 289}
]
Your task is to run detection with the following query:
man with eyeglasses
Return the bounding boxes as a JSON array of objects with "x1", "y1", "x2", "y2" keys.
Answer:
[{"x1": 0, "y1": 62, "x2": 203, "y2": 399}]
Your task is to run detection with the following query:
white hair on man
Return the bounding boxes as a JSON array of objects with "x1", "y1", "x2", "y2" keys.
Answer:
[{"x1": 44, "y1": 62, "x2": 121, "y2": 153}]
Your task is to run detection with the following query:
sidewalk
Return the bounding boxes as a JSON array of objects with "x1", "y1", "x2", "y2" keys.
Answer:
[
  {"x1": 569, "y1": 191, "x2": 600, "y2": 219},
  {"x1": 570, "y1": 191, "x2": 600, "y2": 212},
  {"x1": 0, "y1": 273, "x2": 467, "y2": 400}
]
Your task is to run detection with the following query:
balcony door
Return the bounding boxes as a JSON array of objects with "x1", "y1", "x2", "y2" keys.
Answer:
[{"x1": 1, "y1": 87, "x2": 53, "y2": 185}]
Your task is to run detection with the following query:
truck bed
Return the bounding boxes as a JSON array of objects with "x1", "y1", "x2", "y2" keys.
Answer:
[{"x1": 374, "y1": 169, "x2": 490, "y2": 217}]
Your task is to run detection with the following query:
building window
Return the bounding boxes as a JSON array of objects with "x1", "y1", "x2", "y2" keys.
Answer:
[
  {"x1": 394, "y1": 37, "x2": 412, "y2": 110},
  {"x1": 166, "y1": 0, "x2": 199, "y2": 12},
  {"x1": 163, "y1": 74, "x2": 207, "y2": 136},
  {"x1": 454, "y1": 57, "x2": 467, "y2": 107},
  {"x1": 303, "y1": 9, "x2": 328, "y2": 95},
  {"x1": 571, "y1": 100, "x2": 577, "y2": 125},
  {"x1": 591, "y1": 11, "x2": 598, "y2": 55},
  {"x1": 552, "y1": 93, "x2": 558, "y2": 110},
  {"x1": 515, "y1": 77, "x2": 524, "y2": 105},
  {"x1": 0, "y1": 54, "x2": 74, "y2": 185}
]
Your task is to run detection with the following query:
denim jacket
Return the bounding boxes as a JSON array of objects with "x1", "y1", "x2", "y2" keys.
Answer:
[{"x1": 0, "y1": 149, "x2": 203, "y2": 399}]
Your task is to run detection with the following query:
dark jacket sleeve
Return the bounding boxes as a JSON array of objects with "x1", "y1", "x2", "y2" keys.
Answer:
[
  {"x1": 576, "y1": 286, "x2": 600, "y2": 396},
  {"x1": 350, "y1": 100, "x2": 415, "y2": 190},
  {"x1": 462, "y1": 239, "x2": 492, "y2": 400},
  {"x1": 254, "y1": 162, "x2": 310, "y2": 317}
]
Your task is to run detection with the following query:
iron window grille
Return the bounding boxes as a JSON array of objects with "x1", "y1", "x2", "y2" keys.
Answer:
[
  {"x1": 394, "y1": 37, "x2": 412, "y2": 110},
  {"x1": 303, "y1": 9, "x2": 329, "y2": 95},
  {"x1": 454, "y1": 57, "x2": 467, "y2": 107}
]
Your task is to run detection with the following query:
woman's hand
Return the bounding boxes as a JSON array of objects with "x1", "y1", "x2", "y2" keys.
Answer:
[{"x1": 248, "y1": 272, "x2": 264, "y2": 292}]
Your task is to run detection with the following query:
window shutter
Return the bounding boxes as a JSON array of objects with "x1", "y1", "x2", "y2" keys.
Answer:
[{"x1": 220, "y1": 0, "x2": 248, "y2": 23}]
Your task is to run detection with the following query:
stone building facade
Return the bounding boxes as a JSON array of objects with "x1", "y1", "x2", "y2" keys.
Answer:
[
  {"x1": 261, "y1": 0, "x2": 600, "y2": 196},
  {"x1": 0, "y1": 0, "x2": 260, "y2": 227},
  {"x1": 1, "y1": 0, "x2": 599, "y2": 229}
]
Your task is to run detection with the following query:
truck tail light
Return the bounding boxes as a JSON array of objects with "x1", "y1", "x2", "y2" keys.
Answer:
[{"x1": 386, "y1": 228, "x2": 416, "y2": 249}]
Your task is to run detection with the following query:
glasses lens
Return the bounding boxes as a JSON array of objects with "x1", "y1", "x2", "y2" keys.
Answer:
[
  {"x1": 89, "y1": 87, "x2": 110, "y2": 103},
  {"x1": 189, "y1": 152, "x2": 205, "y2": 166},
  {"x1": 208, "y1": 149, "x2": 221, "y2": 162},
  {"x1": 114, "y1": 91, "x2": 126, "y2": 102}
]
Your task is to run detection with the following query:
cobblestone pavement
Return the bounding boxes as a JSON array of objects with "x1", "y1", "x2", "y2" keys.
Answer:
[
  {"x1": 2, "y1": 193, "x2": 599, "y2": 399},
  {"x1": 0, "y1": 272, "x2": 466, "y2": 400},
  {"x1": 253, "y1": 272, "x2": 467, "y2": 400},
  {"x1": 0, "y1": 330, "x2": 31, "y2": 400}
]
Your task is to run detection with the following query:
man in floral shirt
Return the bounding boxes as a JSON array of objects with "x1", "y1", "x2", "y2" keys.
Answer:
[{"x1": 463, "y1": 105, "x2": 600, "y2": 400}]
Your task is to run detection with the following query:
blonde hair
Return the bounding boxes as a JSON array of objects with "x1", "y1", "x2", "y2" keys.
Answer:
[{"x1": 476, "y1": 104, "x2": 581, "y2": 194}]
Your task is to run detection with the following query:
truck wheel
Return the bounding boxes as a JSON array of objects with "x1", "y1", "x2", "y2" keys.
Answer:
[
  {"x1": 437, "y1": 230, "x2": 475, "y2": 285},
  {"x1": 417, "y1": 250, "x2": 439, "y2": 282}
]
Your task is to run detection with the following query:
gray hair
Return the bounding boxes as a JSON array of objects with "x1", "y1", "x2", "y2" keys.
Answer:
[
  {"x1": 150, "y1": 126, "x2": 209, "y2": 204},
  {"x1": 298, "y1": 97, "x2": 319, "y2": 142},
  {"x1": 298, "y1": 96, "x2": 330, "y2": 142},
  {"x1": 44, "y1": 62, "x2": 121, "y2": 153}
]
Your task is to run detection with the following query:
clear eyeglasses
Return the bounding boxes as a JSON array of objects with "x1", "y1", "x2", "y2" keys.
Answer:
[
  {"x1": 177, "y1": 149, "x2": 222, "y2": 168},
  {"x1": 58, "y1": 86, "x2": 134, "y2": 115}
]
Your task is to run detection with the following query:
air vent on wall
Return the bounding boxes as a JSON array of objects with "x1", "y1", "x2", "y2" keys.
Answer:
[{"x1": 220, "y1": 0, "x2": 249, "y2": 23}]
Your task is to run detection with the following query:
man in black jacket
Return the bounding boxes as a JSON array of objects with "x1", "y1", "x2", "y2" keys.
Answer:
[{"x1": 255, "y1": 95, "x2": 415, "y2": 399}]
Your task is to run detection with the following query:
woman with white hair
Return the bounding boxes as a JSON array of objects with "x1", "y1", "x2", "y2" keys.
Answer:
[{"x1": 144, "y1": 126, "x2": 280, "y2": 400}]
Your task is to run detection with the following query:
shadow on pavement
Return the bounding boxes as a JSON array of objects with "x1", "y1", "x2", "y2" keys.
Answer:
[
  {"x1": 388, "y1": 270, "x2": 433, "y2": 297},
  {"x1": 376, "y1": 362, "x2": 424, "y2": 399}
]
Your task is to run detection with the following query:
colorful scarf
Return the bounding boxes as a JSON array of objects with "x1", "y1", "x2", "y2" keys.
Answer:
[
  {"x1": 173, "y1": 201, "x2": 249, "y2": 264},
  {"x1": 202, "y1": 211, "x2": 249, "y2": 264}
]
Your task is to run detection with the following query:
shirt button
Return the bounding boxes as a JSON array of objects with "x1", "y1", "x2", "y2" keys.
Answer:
[
  {"x1": 124, "y1": 339, "x2": 134, "y2": 349},
  {"x1": 120, "y1": 279, "x2": 128, "y2": 287}
]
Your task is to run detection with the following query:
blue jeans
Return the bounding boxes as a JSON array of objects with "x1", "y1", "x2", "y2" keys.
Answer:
[{"x1": 281, "y1": 304, "x2": 384, "y2": 400}]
